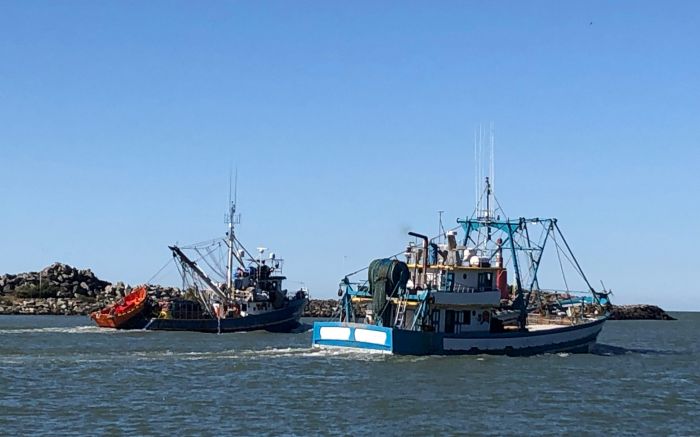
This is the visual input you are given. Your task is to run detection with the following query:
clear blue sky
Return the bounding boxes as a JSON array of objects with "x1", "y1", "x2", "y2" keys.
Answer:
[{"x1": 1, "y1": 1, "x2": 698, "y2": 310}]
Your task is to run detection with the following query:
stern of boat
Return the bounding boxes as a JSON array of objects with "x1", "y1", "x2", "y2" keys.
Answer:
[{"x1": 312, "y1": 321, "x2": 393, "y2": 353}]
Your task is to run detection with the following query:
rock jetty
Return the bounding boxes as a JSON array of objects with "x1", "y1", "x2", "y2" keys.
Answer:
[
  {"x1": 608, "y1": 304, "x2": 676, "y2": 320},
  {"x1": 0, "y1": 263, "x2": 676, "y2": 320},
  {"x1": 0, "y1": 263, "x2": 183, "y2": 316}
]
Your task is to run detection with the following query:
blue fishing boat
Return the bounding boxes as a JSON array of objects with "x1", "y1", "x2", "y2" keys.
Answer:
[
  {"x1": 145, "y1": 191, "x2": 309, "y2": 333},
  {"x1": 313, "y1": 172, "x2": 610, "y2": 355}
]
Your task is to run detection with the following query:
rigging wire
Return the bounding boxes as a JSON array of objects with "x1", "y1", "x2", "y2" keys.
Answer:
[
  {"x1": 550, "y1": 235, "x2": 582, "y2": 281},
  {"x1": 174, "y1": 257, "x2": 186, "y2": 290},
  {"x1": 205, "y1": 244, "x2": 227, "y2": 279},
  {"x1": 146, "y1": 258, "x2": 175, "y2": 284},
  {"x1": 194, "y1": 246, "x2": 224, "y2": 278},
  {"x1": 181, "y1": 237, "x2": 222, "y2": 249},
  {"x1": 551, "y1": 230, "x2": 570, "y2": 292},
  {"x1": 235, "y1": 235, "x2": 265, "y2": 267}
]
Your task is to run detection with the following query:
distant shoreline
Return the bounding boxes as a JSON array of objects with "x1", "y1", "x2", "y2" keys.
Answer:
[{"x1": 0, "y1": 263, "x2": 676, "y2": 320}]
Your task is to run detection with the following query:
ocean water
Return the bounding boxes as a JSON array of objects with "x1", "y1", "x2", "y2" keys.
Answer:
[{"x1": 0, "y1": 314, "x2": 698, "y2": 436}]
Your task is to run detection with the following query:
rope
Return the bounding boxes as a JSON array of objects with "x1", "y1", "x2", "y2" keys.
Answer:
[
  {"x1": 146, "y1": 258, "x2": 175, "y2": 284},
  {"x1": 194, "y1": 245, "x2": 226, "y2": 280},
  {"x1": 181, "y1": 237, "x2": 221, "y2": 249},
  {"x1": 552, "y1": 230, "x2": 570, "y2": 292}
]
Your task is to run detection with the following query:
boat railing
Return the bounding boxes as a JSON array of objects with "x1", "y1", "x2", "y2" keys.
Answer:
[
  {"x1": 344, "y1": 281, "x2": 371, "y2": 297},
  {"x1": 451, "y1": 285, "x2": 500, "y2": 294}
]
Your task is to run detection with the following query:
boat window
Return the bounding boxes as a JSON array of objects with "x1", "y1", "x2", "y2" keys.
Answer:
[
  {"x1": 445, "y1": 310, "x2": 456, "y2": 334},
  {"x1": 431, "y1": 309, "x2": 440, "y2": 331},
  {"x1": 478, "y1": 272, "x2": 493, "y2": 291},
  {"x1": 453, "y1": 310, "x2": 472, "y2": 333},
  {"x1": 446, "y1": 272, "x2": 454, "y2": 292},
  {"x1": 463, "y1": 310, "x2": 471, "y2": 325}
]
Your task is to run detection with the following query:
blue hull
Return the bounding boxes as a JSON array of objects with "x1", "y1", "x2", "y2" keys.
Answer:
[
  {"x1": 145, "y1": 298, "x2": 306, "y2": 333},
  {"x1": 312, "y1": 317, "x2": 606, "y2": 356}
]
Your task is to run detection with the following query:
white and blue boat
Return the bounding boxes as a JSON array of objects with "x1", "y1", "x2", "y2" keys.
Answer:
[{"x1": 313, "y1": 175, "x2": 610, "y2": 356}]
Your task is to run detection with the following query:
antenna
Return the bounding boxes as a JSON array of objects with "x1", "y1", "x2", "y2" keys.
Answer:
[
  {"x1": 226, "y1": 167, "x2": 240, "y2": 291},
  {"x1": 490, "y1": 122, "x2": 495, "y2": 198},
  {"x1": 234, "y1": 167, "x2": 238, "y2": 207},
  {"x1": 227, "y1": 167, "x2": 239, "y2": 208},
  {"x1": 479, "y1": 123, "x2": 484, "y2": 208},
  {"x1": 474, "y1": 129, "x2": 479, "y2": 211},
  {"x1": 472, "y1": 122, "x2": 499, "y2": 223},
  {"x1": 225, "y1": 168, "x2": 241, "y2": 228}
]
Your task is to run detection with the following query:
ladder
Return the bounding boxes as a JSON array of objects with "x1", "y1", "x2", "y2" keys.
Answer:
[
  {"x1": 394, "y1": 296, "x2": 408, "y2": 328},
  {"x1": 410, "y1": 298, "x2": 427, "y2": 330}
]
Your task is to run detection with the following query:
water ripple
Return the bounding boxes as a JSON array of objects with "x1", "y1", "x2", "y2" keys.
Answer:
[{"x1": 0, "y1": 315, "x2": 699, "y2": 435}]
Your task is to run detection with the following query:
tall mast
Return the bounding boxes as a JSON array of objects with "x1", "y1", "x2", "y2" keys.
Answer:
[
  {"x1": 485, "y1": 176, "x2": 491, "y2": 241},
  {"x1": 226, "y1": 169, "x2": 238, "y2": 290}
]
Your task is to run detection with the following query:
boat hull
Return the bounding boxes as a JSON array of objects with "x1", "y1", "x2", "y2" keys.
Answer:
[
  {"x1": 93, "y1": 310, "x2": 151, "y2": 330},
  {"x1": 144, "y1": 298, "x2": 307, "y2": 333},
  {"x1": 312, "y1": 317, "x2": 606, "y2": 356},
  {"x1": 90, "y1": 287, "x2": 150, "y2": 329}
]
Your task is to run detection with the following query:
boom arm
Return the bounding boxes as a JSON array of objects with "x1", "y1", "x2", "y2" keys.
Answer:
[{"x1": 169, "y1": 245, "x2": 229, "y2": 302}]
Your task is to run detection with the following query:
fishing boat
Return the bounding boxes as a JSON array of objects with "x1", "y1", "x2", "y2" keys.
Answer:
[
  {"x1": 92, "y1": 188, "x2": 309, "y2": 333},
  {"x1": 313, "y1": 146, "x2": 610, "y2": 355},
  {"x1": 90, "y1": 286, "x2": 150, "y2": 329},
  {"x1": 146, "y1": 189, "x2": 309, "y2": 333}
]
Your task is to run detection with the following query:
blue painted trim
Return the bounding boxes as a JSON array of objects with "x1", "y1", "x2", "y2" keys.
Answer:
[
  {"x1": 314, "y1": 339, "x2": 391, "y2": 352},
  {"x1": 312, "y1": 318, "x2": 606, "y2": 356},
  {"x1": 312, "y1": 322, "x2": 394, "y2": 352}
]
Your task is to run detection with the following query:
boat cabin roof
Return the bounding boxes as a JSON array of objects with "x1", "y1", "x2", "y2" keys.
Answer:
[{"x1": 406, "y1": 263, "x2": 504, "y2": 272}]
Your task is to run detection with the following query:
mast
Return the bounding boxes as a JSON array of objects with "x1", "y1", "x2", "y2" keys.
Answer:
[
  {"x1": 506, "y1": 221, "x2": 527, "y2": 329},
  {"x1": 226, "y1": 202, "x2": 235, "y2": 291},
  {"x1": 485, "y1": 176, "x2": 491, "y2": 241},
  {"x1": 226, "y1": 170, "x2": 238, "y2": 290}
]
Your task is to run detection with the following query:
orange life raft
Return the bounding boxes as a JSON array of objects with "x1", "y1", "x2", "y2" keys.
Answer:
[{"x1": 90, "y1": 286, "x2": 148, "y2": 329}]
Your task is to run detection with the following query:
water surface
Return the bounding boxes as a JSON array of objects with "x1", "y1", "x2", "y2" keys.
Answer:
[{"x1": 1, "y1": 314, "x2": 698, "y2": 435}]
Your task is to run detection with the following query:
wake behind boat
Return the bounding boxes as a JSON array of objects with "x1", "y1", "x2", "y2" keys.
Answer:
[
  {"x1": 91, "y1": 190, "x2": 308, "y2": 333},
  {"x1": 313, "y1": 150, "x2": 610, "y2": 355}
]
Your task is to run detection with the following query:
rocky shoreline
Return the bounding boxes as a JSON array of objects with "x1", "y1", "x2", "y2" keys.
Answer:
[
  {"x1": 0, "y1": 263, "x2": 676, "y2": 320},
  {"x1": 607, "y1": 304, "x2": 676, "y2": 321}
]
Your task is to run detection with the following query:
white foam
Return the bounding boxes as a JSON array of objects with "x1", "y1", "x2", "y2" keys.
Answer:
[{"x1": 0, "y1": 325, "x2": 120, "y2": 335}]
